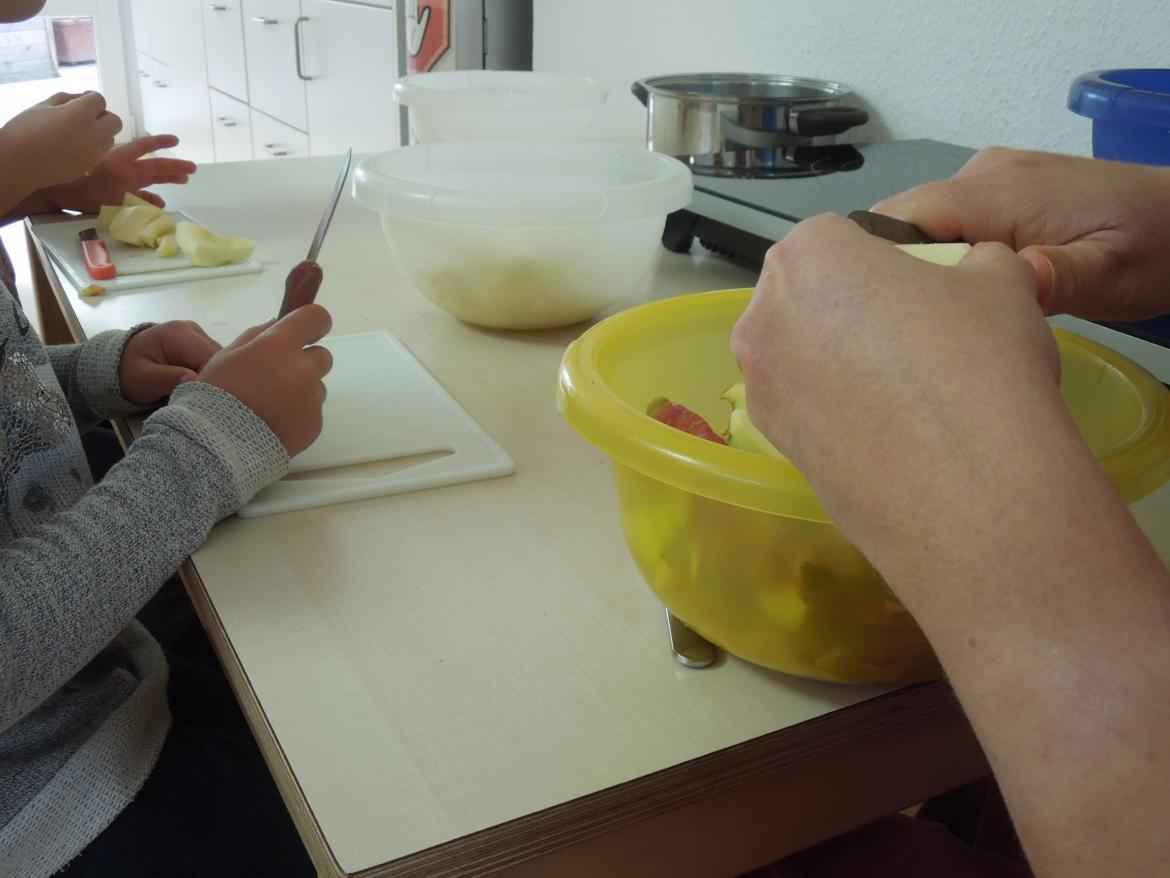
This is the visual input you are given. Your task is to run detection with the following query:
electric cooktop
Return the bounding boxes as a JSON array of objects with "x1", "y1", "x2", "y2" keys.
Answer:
[{"x1": 666, "y1": 138, "x2": 1170, "y2": 362}]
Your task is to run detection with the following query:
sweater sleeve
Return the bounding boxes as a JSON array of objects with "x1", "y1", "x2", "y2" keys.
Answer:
[
  {"x1": 46, "y1": 327, "x2": 152, "y2": 431},
  {"x1": 0, "y1": 381, "x2": 287, "y2": 733}
]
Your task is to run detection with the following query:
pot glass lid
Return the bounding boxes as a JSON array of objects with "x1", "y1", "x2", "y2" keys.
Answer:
[{"x1": 637, "y1": 73, "x2": 852, "y2": 102}]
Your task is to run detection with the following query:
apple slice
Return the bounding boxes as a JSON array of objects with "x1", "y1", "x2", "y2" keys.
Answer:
[
  {"x1": 647, "y1": 397, "x2": 726, "y2": 445},
  {"x1": 174, "y1": 220, "x2": 255, "y2": 267},
  {"x1": 108, "y1": 204, "x2": 166, "y2": 246},
  {"x1": 155, "y1": 234, "x2": 179, "y2": 258},
  {"x1": 140, "y1": 214, "x2": 176, "y2": 248}
]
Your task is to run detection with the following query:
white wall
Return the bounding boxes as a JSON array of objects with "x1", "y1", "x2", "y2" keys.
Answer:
[{"x1": 533, "y1": 0, "x2": 1168, "y2": 155}]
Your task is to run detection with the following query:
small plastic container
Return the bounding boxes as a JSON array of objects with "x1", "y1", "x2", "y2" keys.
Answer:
[
  {"x1": 557, "y1": 288, "x2": 1170, "y2": 684},
  {"x1": 352, "y1": 142, "x2": 692, "y2": 329},
  {"x1": 1068, "y1": 69, "x2": 1170, "y2": 164},
  {"x1": 393, "y1": 70, "x2": 606, "y2": 143}
]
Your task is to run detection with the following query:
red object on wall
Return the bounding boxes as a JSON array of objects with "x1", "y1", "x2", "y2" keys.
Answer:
[{"x1": 406, "y1": 0, "x2": 449, "y2": 74}]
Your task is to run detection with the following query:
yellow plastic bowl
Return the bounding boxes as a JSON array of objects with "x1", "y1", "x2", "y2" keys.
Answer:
[{"x1": 557, "y1": 289, "x2": 1170, "y2": 684}]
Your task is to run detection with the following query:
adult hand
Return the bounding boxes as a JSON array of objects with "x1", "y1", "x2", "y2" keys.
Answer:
[
  {"x1": 198, "y1": 305, "x2": 333, "y2": 457},
  {"x1": 730, "y1": 212, "x2": 1059, "y2": 546},
  {"x1": 0, "y1": 92, "x2": 121, "y2": 194},
  {"x1": 48, "y1": 134, "x2": 197, "y2": 214},
  {"x1": 119, "y1": 321, "x2": 221, "y2": 405},
  {"x1": 873, "y1": 146, "x2": 1170, "y2": 321}
]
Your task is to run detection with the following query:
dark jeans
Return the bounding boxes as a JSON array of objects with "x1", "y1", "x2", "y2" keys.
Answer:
[{"x1": 56, "y1": 428, "x2": 315, "y2": 877}]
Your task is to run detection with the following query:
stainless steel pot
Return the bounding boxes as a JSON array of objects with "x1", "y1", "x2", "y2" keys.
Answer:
[{"x1": 631, "y1": 73, "x2": 869, "y2": 176}]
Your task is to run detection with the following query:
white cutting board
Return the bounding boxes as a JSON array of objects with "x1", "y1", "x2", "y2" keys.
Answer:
[
  {"x1": 34, "y1": 211, "x2": 262, "y2": 293},
  {"x1": 239, "y1": 331, "x2": 516, "y2": 517}
]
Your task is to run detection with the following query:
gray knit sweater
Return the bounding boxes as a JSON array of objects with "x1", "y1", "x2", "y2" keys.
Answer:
[{"x1": 0, "y1": 283, "x2": 288, "y2": 876}]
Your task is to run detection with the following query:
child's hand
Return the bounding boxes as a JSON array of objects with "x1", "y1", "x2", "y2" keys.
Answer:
[
  {"x1": 47, "y1": 134, "x2": 197, "y2": 214},
  {"x1": 0, "y1": 91, "x2": 121, "y2": 194},
  {"x1": 119, "y1": 321, "x2": 222, "y2": 405},
  {"x1": 198, "y1": 305, "x2": 334, "y2": 457}
]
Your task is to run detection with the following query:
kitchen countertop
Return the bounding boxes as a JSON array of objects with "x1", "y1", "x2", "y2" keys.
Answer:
[{"x1": 28, "y1": 154, "x2": 994, "y2": 877}]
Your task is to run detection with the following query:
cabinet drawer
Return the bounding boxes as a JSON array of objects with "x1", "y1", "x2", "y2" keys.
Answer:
[
  {"x1": 202, "y1": 1, "x2": 248, "y2": 101},
  {"x1": 242, "y1": 0, "x2": 307, "y2": 132},
  {"x1": 138, "y1": 52, "x2": 171, "y2": 137},
  {"x1": 250, "y1": 108, "x2": 310, "y2": 160},
  {"x1": 209, "y1": 89, "x2": 253, "y2": 162}
]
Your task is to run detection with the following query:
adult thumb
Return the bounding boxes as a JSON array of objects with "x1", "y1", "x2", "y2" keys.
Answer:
[{"x1": 1019, "y1": 241, "x2": 1114, "y2": 318}]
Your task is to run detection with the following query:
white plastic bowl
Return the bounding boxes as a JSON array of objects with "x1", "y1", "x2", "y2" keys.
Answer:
[
  {"x1": 393, "y1": 70, "x2": 606, "y2": 143},
  {"x1": 353, "y1": 142, "x2": 693, "y2": 330}
]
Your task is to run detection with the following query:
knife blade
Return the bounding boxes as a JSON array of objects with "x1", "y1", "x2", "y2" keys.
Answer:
[
  {"x1": 847, "y1": 210, "x2": 937, "y2": 244},
  {"x1": 278, "y1": 148, "x2": 353, "y2": 319},
  {"x1": 78, "y1": 227, "x2": 116, "y2": 280}
]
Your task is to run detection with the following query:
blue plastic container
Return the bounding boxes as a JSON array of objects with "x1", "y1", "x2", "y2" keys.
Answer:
[{"x1": 1068, "y1": 69, "x2": 1170, "y2": 165}]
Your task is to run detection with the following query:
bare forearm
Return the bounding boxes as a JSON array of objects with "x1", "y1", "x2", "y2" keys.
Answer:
[{"x1": 839, "y1": 392, "x2": 1170, "y2": 877}]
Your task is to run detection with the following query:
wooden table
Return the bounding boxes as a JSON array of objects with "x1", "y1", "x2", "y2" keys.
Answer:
[{"x1": 28, "y1": 155, "x2": 992, "y2": 878}]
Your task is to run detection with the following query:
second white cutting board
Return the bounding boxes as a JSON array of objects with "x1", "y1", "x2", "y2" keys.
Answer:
[{"x1": 239, "y1": 331, "x2": 515, "y2": 517}]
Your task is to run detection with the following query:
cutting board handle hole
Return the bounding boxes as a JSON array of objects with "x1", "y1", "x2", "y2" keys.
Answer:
[{"x1": 284, "y1": 449, "x2": 454, "y2": 482}]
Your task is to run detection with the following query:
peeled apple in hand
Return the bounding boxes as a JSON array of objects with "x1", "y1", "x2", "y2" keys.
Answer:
[
  {"x1": 895, "y1": 242, "x2": 971, "y2": 265},
  {"x1": 723, "y1": 243, "x2": 972, "y2": 458},
  {"x1": 175, "y1": 220, "x2": 255, "y2": 267},
  {"x1": 722, "y1": 383, "x2": 783, "y2": 458}
]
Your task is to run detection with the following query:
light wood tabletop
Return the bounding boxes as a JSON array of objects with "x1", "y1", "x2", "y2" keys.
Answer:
[{"x1": 27, "y1": 155, "x2": 998, "y2": 878}]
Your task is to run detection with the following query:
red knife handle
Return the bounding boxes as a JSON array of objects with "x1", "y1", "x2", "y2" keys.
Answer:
[
  {"x1": 278, "y1": 260, "x2": 324, "y2": 319},
  {"x1": 81, "y1": 238, "x2": 116, "y2": 280}
]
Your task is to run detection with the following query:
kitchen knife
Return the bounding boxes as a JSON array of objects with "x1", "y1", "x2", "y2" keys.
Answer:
[
  {"x1": 78, "y1": 228, "x2": 116, "y2": 280},
  {"x1": 278, "y1": 148, "x2": 352, "y2": 319},
  {"x1": 847, "y1": 210, "x2": 937, "y2": 244}
]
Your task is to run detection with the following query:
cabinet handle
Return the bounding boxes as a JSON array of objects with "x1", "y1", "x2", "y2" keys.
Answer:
[
  {"x1": 153, "y1": 81, "x2": 168, "y2": 88},
  {"x1": 263, "y1": 144, "x2": 290, "y2": 157},
  {"x1": 251, "y1": 15, "x2": 277, "y2": 24},
  {"x1": 294, "y1": 16, "x2": 312, "y2": 81},
  {"x1": 138, "y1": 70, "x2": 148, "y2": 77},
  {"x1": 215, "y1": 116, "x2": 239, "y2": 127},
  {"x1": 205, "y1": 3, "x2": 227, "y2": 9}
]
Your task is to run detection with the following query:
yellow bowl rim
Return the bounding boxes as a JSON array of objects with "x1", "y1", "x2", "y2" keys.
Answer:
[{"x1": 557, "y1": 288, "x2": 1170, "y2": 521}]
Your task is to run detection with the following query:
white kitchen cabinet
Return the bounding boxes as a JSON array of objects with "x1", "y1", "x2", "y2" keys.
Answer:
[
  {"x1": 301, "y1": 0, "x2": 399, "y2": 156},
  {"x1": 250, "y1": 108, "x2": 310, "y2": 160},
  {"x1": 130, "y1": 0, "x2": 153, "y2": 57},
  {"x1": 201, "y1": 1, "x2": 249, "y2": 102},
  {"x1": 242, "y1": 0, "x2": 308, "y2": 133},
  {"x1": 209, "y1": 89, "x2": 254, "y2": 161},
  {"x1": 134, "y1": 0, "x2": 215, "y2": 164},
  {"x1": 136, "y1": 52, "x2": 168, "y2": 138}
]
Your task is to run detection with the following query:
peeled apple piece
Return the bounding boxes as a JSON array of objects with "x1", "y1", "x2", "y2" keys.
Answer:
[
  {"x1": 121, "y1": 192, "x2": 153, "y2": 208},
  {"x1": 108, "y1": 204, "x2": 167, "y2": 246},
  {"x1": 140, "y1": 214, "x2": 176, "y2": 248},
  {"x1": 721, "y1": 383, "x2": 784, "y2": 458},
  {"x1": 895, "y1": 242, "x2": 971, "y2": 266},
  {"x1": 155, "y1": 234, "x2": 179, "y2": 258},
  {"x1": 174, "y1": 220, "x2": 255, "y2": 267},
  {"x1": 96, "y1": 204, "x2": 122, "y2": 232}
]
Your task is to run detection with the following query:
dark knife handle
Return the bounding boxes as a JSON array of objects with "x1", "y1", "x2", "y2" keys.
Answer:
[{"x1": 279, "y1": 259, "x2": 323, "y2": 319}]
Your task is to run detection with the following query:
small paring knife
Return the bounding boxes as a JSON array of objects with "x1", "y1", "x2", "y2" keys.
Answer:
[
  {"x1": 278, "y1": 148, "x2": 353, "y2": 319},
  {"x1": 78, "y1": 228, "x2": 116, "y2": 280},
  {"x1": 847, "y1": 210, "x2": 937, "y2": 244}
]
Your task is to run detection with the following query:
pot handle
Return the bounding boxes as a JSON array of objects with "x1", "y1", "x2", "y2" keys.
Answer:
[
  {"x1": 631, "y1": 80, "x2": 649, "y2": 107},
  {"x1": 790, "y1": 106, "x2": 869, "y2": 137}
]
